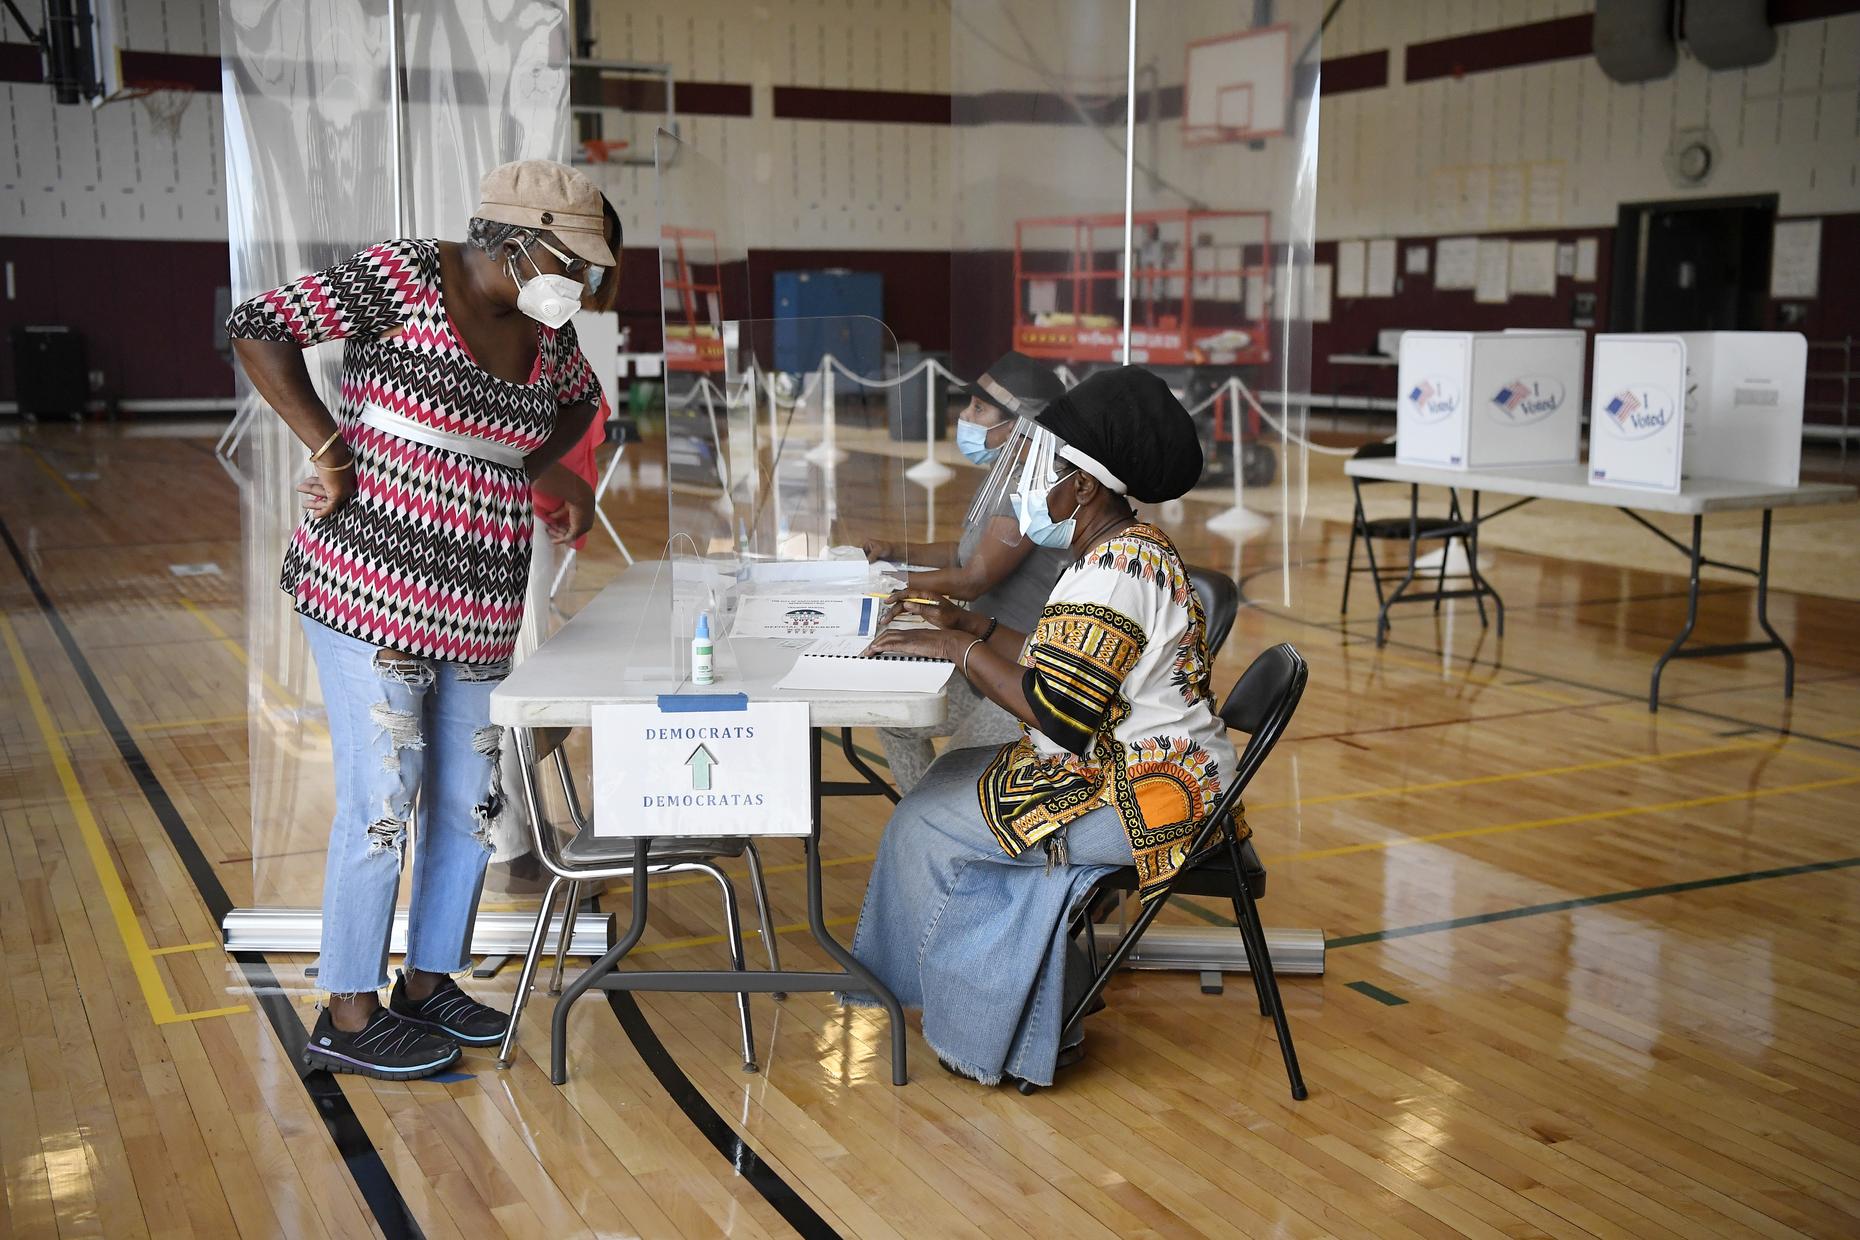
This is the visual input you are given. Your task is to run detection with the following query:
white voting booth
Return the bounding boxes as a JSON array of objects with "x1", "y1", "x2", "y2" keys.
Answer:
[
  {"x1": 1589, "y1": 331, "x2": 1806, "y2": 494},
  {"x1": 1397, "y1": 331, "x2": 1585, "y2": 469}
]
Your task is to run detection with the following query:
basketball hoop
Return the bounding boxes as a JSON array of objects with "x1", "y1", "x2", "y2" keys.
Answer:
[
  {"x1": 579, "y1": 138, "x2": 630, "y2": 164},
  {"x1": 126, "y1": 80, "x2": 197, "y2": 143}
]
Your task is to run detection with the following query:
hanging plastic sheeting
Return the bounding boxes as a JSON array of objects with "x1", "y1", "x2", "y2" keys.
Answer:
[
  {"x1": 220, "y1": 0, "x2": 570, "y2": 916},
  {"x1": 948, "y1": 0, "x2": 1321, "y2": 610},
  {"x1": 1134, "y1": 2, "x2": 1322, "y2": 607}
]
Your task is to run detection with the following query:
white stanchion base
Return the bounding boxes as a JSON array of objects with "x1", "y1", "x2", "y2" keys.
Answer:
[
  {"x1": 904, "y1": 458, "x2": 956, "y2": 486},
  {"x1": 1415, "y1": 538, "x2": 1471, "y2": 574},
  {"x1": 805, "y1": 443, "x2": 849, "y2": 465},
  {"x1": 1205, "y1": 504, "x2": 1271, "y2": 534}
]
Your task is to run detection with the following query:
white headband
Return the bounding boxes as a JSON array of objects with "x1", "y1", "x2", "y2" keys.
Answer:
[{"x1": 1058, "y1": 444, "x2": 1129, "y2": 495}]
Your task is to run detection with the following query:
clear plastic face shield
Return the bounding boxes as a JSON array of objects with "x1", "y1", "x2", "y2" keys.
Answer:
[{"x1": 965, "y1": 416, "x2": 1081, "y2": 545}]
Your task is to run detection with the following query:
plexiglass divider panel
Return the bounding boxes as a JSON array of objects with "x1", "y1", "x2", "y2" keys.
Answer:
[
  {"x1": 654, "y1": 129, "x2": 913, "y2": 688},
  {"x1": 222, "y1": 0, "x2": 571, "y2": 912}
]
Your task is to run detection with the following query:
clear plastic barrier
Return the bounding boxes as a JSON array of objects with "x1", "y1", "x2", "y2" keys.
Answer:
[
  {"x1": 648, "y1": 131, "x2": 912, "y2": 692},
  {"x1": 223, "y1": 0, "x2": 571, "y2": 909},
  {"x1": 949, "y1": 1, "x2": 1321, "y2": 604}
]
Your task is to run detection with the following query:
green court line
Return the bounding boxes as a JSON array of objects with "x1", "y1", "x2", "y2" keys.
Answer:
[
  {"x1": 1345, "y1": 981, "x2": 1408, "y2": 1006},
  {"x1": 1326, "y1": 854, "x2": 1860, "y2": 949}
]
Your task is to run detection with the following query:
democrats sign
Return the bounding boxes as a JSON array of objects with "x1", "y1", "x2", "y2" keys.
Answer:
[
  {"x1": 591, "y1": 701, "x2": 813, "y2": 837},
  {"x1": 1598, "y1": 387, "x2": 1676, "y2": 441},
  {"x1": 1486, "y1": 375, "x2": 1565, "y2": 426},
  {"x1": 1405, "y1": 375, "x2": 1461, "y2": 424}
]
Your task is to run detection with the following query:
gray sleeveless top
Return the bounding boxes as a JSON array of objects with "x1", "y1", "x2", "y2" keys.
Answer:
[{"x1": 956, "y1": 520, "x2": 1068, "y2": 631}]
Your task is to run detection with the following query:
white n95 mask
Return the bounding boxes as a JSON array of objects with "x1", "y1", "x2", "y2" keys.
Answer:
[{"x1": 508, "y1": 243, "x2": 583, "y2": 329}]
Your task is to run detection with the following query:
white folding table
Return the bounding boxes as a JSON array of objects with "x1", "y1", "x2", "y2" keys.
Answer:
[
  {"x1": 1343, "y1": 458, "x2": 1856, "y2": 709},
  {"x1": 491, "y1": 565, "x2": 943, "y2": 1085}
]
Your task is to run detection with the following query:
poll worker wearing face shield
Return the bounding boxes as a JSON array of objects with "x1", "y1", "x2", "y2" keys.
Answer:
[
  {"x1": 227, "y1": 160, "x2": 614, "y2": 1081},
  {"x1": 846, "y1": 366, "x2": 1239, "y2": 1088},
  {"x1": 862, "y1": 352, "x2": 1070, "y2": 793}
]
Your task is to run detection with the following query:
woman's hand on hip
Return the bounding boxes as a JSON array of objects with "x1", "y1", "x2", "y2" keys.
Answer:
[{"x1": 298, "y1": 464, "x2": 355, "y2": 520}]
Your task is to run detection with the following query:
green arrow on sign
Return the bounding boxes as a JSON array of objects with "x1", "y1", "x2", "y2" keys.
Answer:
[{"x1": 686, "y1": 743, "x2": 719, "y2": 791}]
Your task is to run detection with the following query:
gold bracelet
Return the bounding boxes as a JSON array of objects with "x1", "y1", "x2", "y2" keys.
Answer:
[
  {"x1": 314, "y1": 455, "x2": 355, "y2": 472},
  {"x1": 308, "y1": 430, "x2": 343, "y2": 462}
]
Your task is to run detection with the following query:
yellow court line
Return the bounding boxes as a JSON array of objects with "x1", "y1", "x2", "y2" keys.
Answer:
[
  {"x1": 61, "y1": 712, "x2": 251, "y2": 741},
  {"x1": 1280, "y1": 773, "x2": 1860, "y2": 863},
  {"x1": 149, "y1": 942, "x2": 220, "y2": 957},
  {"x1": 1, "y1": 612, "x2": 249, "y2": 1026},
  {"x1": 25, "y1": 446, "x2": 93, "y2": 510}
]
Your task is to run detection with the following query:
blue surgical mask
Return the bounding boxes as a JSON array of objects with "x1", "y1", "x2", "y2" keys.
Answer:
[
  {"x1": 1011, "y1": 473, "x2": 1077, "y2": 549},
  {"x1": 955, "y1": 418, "x2": 1000, "y2": 465}
]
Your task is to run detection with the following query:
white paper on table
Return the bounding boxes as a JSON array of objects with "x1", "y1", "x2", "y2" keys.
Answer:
[
  {"x1": 776, "y1": 647, "x2": 955, "y2": 694},
  {"x1": 1770, "y1": 219, "x2": 1821, "y2": 299},
  {"x1": 1574, "y1": 237, "x2": 1599, "y2": 283},
  {"x1": 1336, "y1": 240, "x2": 1366, "y2": 299},
  {"x1": 1405, "y1": 244, "x2": 1430, "y2": 276},
  {"x1": 1366, "y1": 239, "x2": 1397, "y2": 297},
  {"x1": 1436, "y1": 237, "x2": 1479, "y2": 290},
  {"x1": 1475, "y1": 239, "x2": 1511, "y2": 304},
  {"x1": 1508, "y1": 240, "x2": 1558, "y2": 296},
  {"x1": 729, "y1": 593, "x2": 877, "y2": 640}
]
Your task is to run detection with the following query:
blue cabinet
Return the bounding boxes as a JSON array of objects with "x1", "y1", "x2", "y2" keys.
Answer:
[{"x1": 773, "y1": 270, "x2": 885, "y2": 380}]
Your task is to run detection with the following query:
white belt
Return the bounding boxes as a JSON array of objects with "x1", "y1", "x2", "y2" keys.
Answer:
[{"x1": 357, "y1": 403, "x2": 527, "y2": 470}]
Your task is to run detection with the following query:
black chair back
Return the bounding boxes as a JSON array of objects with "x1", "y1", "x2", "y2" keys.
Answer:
[
  {"x1": 1187, "y1": 565, "x2": 1240, "y2": 661},
  {"x1": 1216, "y1": 643, "x2": 1308, "y2": 802}
]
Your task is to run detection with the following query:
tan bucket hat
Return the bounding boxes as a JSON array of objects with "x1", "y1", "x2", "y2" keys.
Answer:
[{"x1": 475, "y1": 159, "x2": 616, "y2": 268}]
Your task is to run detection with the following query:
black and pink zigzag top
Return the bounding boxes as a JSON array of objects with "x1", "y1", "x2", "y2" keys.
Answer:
[{"x1": 227, "y1": 238, "x2": 598, "y2": 664}]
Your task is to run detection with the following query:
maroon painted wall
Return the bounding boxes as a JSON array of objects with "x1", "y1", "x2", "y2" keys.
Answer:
[{"x1": 0, "y1": 236, "x2": 234, "y2": 404}]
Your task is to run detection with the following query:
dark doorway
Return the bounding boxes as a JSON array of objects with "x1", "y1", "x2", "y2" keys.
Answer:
[{"x1": 1611, "y1": 195, "x2": 1776, "y2": 332}]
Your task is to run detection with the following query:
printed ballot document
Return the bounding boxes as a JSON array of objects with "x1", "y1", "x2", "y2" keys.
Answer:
[{"x1": 774, "y1": 635, "x2": 956, "y2": 694}]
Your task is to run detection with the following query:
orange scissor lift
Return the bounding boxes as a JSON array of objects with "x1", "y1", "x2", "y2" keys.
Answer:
[{"x1": 660, "y1": 225, "x2": 726, "y2": 373}]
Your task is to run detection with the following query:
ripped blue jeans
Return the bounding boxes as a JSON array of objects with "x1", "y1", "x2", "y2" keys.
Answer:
[{"x1": 301, "y1": 616, "x2": 509, "y2": 994}]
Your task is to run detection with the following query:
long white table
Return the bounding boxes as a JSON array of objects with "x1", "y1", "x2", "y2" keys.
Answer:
[
  {"x1": 1343, "y1": 458, "x2": 1857, "y2": 709},
  {"x1": 491, "y1": 565, "x2": 945, "y2": 1085}
]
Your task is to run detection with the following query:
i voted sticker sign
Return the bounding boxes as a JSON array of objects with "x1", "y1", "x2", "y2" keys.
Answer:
[
  {"x1": 1405, "y1": 375, "x2": 1460, "y2": 423},
  {"x1": 1598, "y1": 387, "x2": 1676, "y2": 440},
  {"x1": 1486, "y1": 375, "x2": 1565, "y2": 425}
]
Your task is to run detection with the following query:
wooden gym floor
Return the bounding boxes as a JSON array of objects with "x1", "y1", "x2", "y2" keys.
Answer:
[{"x1": 2, "y1": 418, "x2": 1859, "y2": 1238}]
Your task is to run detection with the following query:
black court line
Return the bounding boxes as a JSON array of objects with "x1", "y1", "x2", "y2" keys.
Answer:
[
  {"x1": 605, "y1": 990, "x2": 842, "y2": 1238},
  {"x1": 1326, "y1": 854, "x2": 1860, "y2": 949},
  {"x1": 0, "y1": 517, "x2": 424, "y2": 1240},
  {"x1": 1233, "y1": 562, "x2": 1860, "y2": 754}
]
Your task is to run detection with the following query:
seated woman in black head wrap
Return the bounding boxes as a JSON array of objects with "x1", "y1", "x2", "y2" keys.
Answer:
[{"x1": 845, "y1": 366, "x2": 1235, "y2": 1088}]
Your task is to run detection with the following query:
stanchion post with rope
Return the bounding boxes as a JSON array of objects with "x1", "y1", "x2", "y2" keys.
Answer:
[
  {"x1": 904, "y1": 358, "x2": 955, "y2": 486},
  {"x1": 1205, "y1": 376, "x2": 1269, "y2": 534}
]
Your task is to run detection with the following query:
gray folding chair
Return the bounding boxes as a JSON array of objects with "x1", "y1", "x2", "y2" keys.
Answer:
[{"x1": 496, "y1": 729, "x2": 780, "y2": 1073}]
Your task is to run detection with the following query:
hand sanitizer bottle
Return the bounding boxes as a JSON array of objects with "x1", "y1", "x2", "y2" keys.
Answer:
[{"x1": 692, "y1": 611, "x2": 714, "y2": 686}]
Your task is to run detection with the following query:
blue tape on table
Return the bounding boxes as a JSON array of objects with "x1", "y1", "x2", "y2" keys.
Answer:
[{"x1": 657, "y1": 692, "x2": 749, "y2": 713}]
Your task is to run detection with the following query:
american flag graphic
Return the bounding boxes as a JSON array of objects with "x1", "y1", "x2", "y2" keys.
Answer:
[
  {"x1": 1409, "y1": 380, "x2": 1436, "y2": 406},
  {"x1": 1492, "y1": 382, "x2": 1527, "y2": 414},
  {"x1": 1605, "y1": 391, "x2": 1641, "y2": 426}
]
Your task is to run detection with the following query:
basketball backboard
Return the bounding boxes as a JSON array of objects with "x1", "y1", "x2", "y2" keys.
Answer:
[{"x1": 1183, "y1": 25, "x2": 1291, "y2": 144}]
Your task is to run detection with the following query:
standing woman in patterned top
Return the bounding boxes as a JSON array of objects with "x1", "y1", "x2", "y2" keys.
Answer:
[
  {"x1": 848, "y1": 366, "x2": 1235, "y2": 1089},
  {"x1": 227, "y1": 160, "x2": 612, "y2": 1080}
]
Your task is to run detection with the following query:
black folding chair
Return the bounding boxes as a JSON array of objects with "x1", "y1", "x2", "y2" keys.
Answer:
[
  {"x1": 1186, "y1": 565, "x2": 1239, "y2": 660},
  {"x1": 1049, "y1": 642, "x2": 1310, "y2": 1100},
  {"x1": 1341, "y1": 442, "x2": 1499, "y2": 643}
]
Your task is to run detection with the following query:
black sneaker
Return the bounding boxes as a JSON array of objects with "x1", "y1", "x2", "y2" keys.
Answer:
[
  {"x1": 388, "y1": 972, "x2": 511, "y2": 1046},
  {"x1": 303, "y1": 1007, "x2": 461, "y2": 1080}
]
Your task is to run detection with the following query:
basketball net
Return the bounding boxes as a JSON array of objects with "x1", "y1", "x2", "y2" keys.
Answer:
[{"x1": 132, "y1": 83, "x2": 196, "y2": 142}]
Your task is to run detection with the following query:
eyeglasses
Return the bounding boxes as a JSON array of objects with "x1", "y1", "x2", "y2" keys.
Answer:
[{"x1": 525, "y1": 234, "x2": 591, "y2": 280}]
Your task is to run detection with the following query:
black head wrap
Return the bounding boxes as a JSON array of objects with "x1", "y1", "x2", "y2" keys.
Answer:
[{"x1": 1033, "y1": 365, "x2": 1203, "y2": 503}]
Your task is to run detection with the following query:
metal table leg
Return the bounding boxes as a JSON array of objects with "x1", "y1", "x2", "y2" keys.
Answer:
[
  {"x1": 1634, "y1": 509, "x2": 1794, "y2": 711},
  {"x1": 542, "y1": 726, "x2": 908, "y2": 1086}
]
